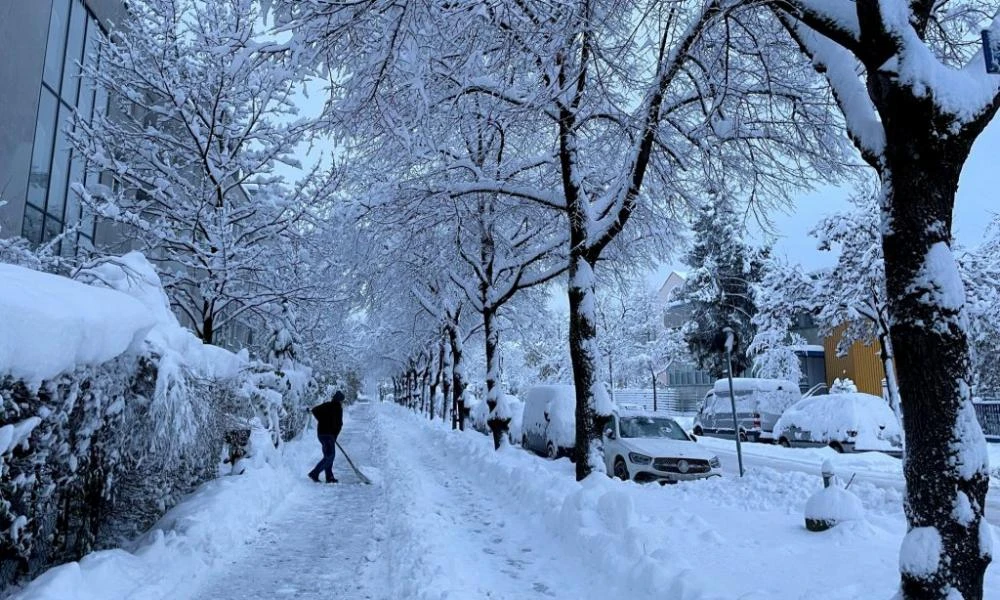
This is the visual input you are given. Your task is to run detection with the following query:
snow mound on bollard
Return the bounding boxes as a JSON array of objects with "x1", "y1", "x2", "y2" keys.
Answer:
[{"x1": 804, "y1": 486, "x2": 865, "y2": 531}]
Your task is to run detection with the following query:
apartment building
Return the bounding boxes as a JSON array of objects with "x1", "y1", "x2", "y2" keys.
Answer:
[{"x1": 0, "y1": 0, "x2": 125, "y2": 253}]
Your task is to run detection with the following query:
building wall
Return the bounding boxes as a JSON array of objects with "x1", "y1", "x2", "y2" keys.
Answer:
[
  {"x1": 0, "y1": 2, "x2": 51, "y2": 237},
  {"x1": 823, "y1": 325, "x2": 887, "y2": 396},
  {"x1": 0, "y1": 0, "x2": 125, "y2": 253}
]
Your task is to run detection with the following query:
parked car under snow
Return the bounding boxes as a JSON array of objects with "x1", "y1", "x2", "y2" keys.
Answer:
[
  {"x1": 693, "y1": 378, "x2": 801, "y2": 443},
  {"x1": 773, "y1": 392, "x2": 903, "y2": 457},
  {"x1": 521, "y1": 384, "x2": 576, "y2": 459},
  {"x1": 603, "y1": 410, "x2": 722, "y2": 483}
]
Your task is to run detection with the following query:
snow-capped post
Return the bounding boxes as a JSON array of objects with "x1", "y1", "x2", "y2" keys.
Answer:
[
  {"x1": 723, "y1": 327, "x2": 745, "y2": 478},
  {"x1": 984, "y1": 30, "x2": 1000, "y2": 74}
]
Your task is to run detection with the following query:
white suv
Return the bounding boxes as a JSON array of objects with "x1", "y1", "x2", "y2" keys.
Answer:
[{"x1": 603, "y1": 410, "x2": 722, "y2": 483}]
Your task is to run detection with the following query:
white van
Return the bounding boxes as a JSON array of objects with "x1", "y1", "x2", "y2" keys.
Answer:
[
  {"x1": 521, "y1": 385, "x2": 576, "y2": 459},
  {"x1": 693, "y1": 378, "x2": 801, "y2": 442}
]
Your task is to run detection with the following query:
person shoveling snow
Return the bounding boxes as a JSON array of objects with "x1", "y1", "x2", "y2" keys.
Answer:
[{"x1": 308, "y1": 390, "x2": 344, "y2": 483}]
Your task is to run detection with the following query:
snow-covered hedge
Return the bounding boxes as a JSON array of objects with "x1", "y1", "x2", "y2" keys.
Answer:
[{"x1": 0, "y1": 255, "x2": 316, "y2": 588}]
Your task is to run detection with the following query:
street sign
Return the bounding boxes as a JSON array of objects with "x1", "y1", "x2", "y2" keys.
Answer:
[{"x1": 984, "y1": 29, "x2": 1000, "y2": 74}]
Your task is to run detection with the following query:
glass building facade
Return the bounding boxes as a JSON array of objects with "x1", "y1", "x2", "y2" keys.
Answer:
[{"x1": 22, "y1": 0, "x2": 107, "y2": 254}]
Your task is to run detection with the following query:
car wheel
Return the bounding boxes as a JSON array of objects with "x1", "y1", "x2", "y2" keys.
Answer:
[
  {"x1": 779, "y1": 437, "x2": 791, "y2": 448},
  {"x1": 739, "y1": 430, "x2": 748, "y2": 442},
  {"x1": 830, "y1": 441, "x2": 845, "y2": 454},
  {"x1": 693, "y1": 426, "x2": 703, "y2": 436},
  {"x1": 546, "y1": 442, "x2": 558, "y2": 460},
  {"x1": 614, "y1": 458, "x2": 630, "y2": 481}
]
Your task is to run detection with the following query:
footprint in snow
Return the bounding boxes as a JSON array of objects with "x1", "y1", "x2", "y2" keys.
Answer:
[{"x1": 532, "y1": 582, "x2": 555, "y2": 597}]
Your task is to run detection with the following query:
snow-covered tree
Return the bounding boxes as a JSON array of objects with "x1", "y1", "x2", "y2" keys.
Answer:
[
  {"x1": 677, "y1": 201, "x2": 766, "y2": 379},
  {"x1": 769, "y1": 3, "x2": 1000, "y2": 593},
  {"x1": 748, "y1": 261, "x2": 808, "y2": 384},
  {"x1": 810, "y1": 199, "x2": 900, "y2": 414},
  {"x1": 70, "y1": 0, "x2": 335, "y2": 345},
  {"x1": 960, "y1": 221, "x2": 1000, "y2": 398},
  {"x1": 275, "y1": 0, "x2": 852, "y2": 480}
]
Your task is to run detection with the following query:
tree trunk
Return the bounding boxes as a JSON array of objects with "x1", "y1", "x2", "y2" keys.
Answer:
[
  {"x1": 651, "y1": 368, "x2": 658, "y2": 412},
  {"x1": 607, "y1": 354, "x2": 614, "y2": 402},
  {"x1": 442, "y1": 340, "x2": 452, "y2": 424},
  {"x1": 202, "y1": 307, "x2": 214, "y2": 345},
  {"x1": 483, "y1": 307, "x2": 509, "y2": 449},
  {"x1": 448, "y1": 325, "x2": 468, "y2": 431},
  {"x1": 877, "y1": 325, "x2": 902, "y2": 418},
  {"x1": 430, "y1": 336, "x2": 445, "y2": 421},
  {"x1": 420, "y1": 366, "x2": 429, "y2": 415},
  {"x1": 881, "y1": 114, "x2": 990, "y2": 599},
  {"x1": 568, "y1": 254, "x2": 611, "y2": 480}
]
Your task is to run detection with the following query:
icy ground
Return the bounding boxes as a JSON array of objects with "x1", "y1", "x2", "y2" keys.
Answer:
[{"x1": 13, "y1": 403, "x2": 1000, "y2": 600}]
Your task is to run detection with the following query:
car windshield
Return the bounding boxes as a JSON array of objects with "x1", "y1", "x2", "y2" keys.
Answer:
[{"x1": 619, "y1": 417, "x2": 689, "y2": 440}]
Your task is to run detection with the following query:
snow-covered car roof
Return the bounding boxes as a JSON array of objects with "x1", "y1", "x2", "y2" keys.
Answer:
[{"x1": 713, "y1": 378, "x2": 799, "y2": 394}]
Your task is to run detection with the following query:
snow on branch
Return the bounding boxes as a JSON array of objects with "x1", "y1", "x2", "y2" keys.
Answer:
[{"x1": 776, "y1": 14, "x2": 886, "y2": 165}]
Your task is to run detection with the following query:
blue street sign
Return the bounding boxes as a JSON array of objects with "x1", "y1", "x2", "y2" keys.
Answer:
[{"x1": 984, "y1": 30, "x2": 1000, "y2": 74}]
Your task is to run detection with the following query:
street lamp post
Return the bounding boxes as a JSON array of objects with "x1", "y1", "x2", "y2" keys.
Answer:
[{"x1": 723, "y1": 327, "x2": 745, "y2": 477}]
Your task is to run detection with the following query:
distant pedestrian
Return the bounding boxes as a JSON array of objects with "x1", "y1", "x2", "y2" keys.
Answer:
[{"x1": 308, "y1": 390, "x2": 344, "y2": 483}]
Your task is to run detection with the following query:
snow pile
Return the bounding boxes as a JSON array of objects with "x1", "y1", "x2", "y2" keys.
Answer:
[
  {"x1": 804, "y1": 486, "x2": 865, "y2": 528},
  {"x1": 9, "y1": 438, "x2": 308, "y2": 600},
  {"x1": 899, "y1": 526, "x2": 943, "y2": 579},
  {"x1": 76, "y1": 252, "x2": 246, "y2": 380},
  {"x1": 774, "y1": 392, "x2": 902, "y2": 450},
  {"x1": 0, "y1": 263, "x2": 154, "y2": 383}
]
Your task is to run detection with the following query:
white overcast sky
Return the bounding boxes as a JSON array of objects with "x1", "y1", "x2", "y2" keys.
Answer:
[{"x1": 765, "y1": 117, "x2": 999, "y2": 271}]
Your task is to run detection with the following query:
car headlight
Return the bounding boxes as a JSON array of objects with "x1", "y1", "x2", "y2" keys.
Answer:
[
  {"x1": 628, "y1": 452, "x2": 652, "y2": 465},
  {"x1": 709, "y1": 456, "x2": 721, "y2": 469}
]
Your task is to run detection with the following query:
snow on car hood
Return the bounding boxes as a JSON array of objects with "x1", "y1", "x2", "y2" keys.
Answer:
[{"x1": 620, "y1": 437, "x2": 715, "y2": 461}]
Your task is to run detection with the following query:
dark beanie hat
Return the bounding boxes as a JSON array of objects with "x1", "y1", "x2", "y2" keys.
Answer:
[{"x1": 333, "y1": 390, "x2": 345, "y2": 402}]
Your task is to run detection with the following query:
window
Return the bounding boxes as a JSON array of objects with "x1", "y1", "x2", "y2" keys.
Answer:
[{"x1": 23, "y1": 0, "x2": 106, "y2": 253}]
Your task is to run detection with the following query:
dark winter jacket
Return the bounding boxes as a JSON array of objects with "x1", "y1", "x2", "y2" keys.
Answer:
[{"x1": 312, "y1": 392, "x2": 344, "y2": 436}]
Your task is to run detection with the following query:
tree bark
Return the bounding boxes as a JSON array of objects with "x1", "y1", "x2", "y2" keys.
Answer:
[
  {"x1": 447, "y1": 324, "x2": 468, "y2": 431},
  {"x1": 569, "y1": 254, "x2": 610, "y2": 480},
  {"x1": 651, "y1": 368, "x2": 658, "y2": 412},
  {"x1": 483, "y1": 307, "x2": 510, "y2": 449},
  {"x1": 442, "y1": 338, "x2": 452, "y2": 424},
  {"x1": 880, "y1": 98, "x2": 991, "y2": 599},
  {"x1": 430, "y1": 336, "x2": 445, "y2": 421}
]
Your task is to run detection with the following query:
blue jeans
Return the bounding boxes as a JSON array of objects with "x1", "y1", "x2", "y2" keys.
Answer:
[{"x1": 309, "y1": 434, "x2": 338, "y2": 481}]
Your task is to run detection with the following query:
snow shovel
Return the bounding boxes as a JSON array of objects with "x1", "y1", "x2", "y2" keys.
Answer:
[{"x1": 335, "y1": 441, "x2": 372, "y2": 485}]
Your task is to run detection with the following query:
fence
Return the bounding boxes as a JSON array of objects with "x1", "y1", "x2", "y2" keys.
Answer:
[
  {"x1": 974, "y1": 400, "x2": 1000, "y2": 443},
  {"x1": 610, "y1": 385, "x2": 709, "y2": 415}
]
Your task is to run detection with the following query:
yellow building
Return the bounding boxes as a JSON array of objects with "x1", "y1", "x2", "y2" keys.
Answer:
[{"x1": 822, "y1": 325, "x2": 888, "y2": 397}]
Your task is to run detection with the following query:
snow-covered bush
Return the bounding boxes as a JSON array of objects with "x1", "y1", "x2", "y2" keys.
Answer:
[{"x1": 0, "y1": 254, "x2": 316, "y2": 587}]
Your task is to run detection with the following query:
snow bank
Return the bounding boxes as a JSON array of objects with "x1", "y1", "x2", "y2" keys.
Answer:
[
  {"x1": 77, "y1": 252, "x2": 246, "y2": 380},
  {"x1": 805, "y1": 486, "x2": 865, "y2": 523},
  {"x1": 9, "y1": 438, "x2": 309, "y2": 600},
  {"x1": 0, "y1": 263, "x2": 154, "y2": 383},
  {"x1": 774, "y1": 392, "x2": 902, "y2": 450}
]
